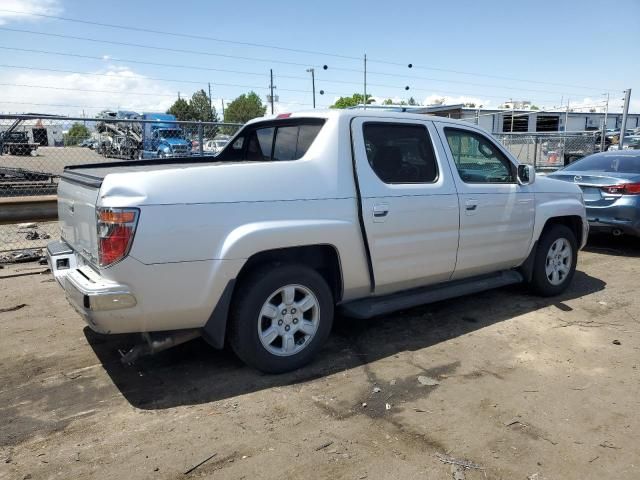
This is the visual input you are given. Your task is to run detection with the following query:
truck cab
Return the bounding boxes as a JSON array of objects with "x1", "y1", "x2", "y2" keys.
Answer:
[{"x1": 139, "y1": 113, "x2": 191, "y2": 159}]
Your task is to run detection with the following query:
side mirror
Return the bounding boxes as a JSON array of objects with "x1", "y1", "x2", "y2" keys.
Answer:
[{"x1": 517, "y1": 164, "x2": 535, "y2": 185}]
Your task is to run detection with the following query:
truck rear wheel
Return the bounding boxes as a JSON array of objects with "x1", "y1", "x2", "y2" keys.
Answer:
[
  {"x1": 529, "y1": 224, "x2": 577, "y2": 296},
  {"x1": 228, "y1": 264, "x2": 334, "y2": 373}
]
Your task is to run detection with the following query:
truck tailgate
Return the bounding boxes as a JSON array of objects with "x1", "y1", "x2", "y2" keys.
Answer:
[{"x1": 57, "y1": 176, "x2": 100, "y2": 264}]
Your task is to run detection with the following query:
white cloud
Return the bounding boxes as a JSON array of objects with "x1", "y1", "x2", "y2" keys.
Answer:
[
  {"x1": 420, "y1": 94, "x2": 492, "y2": 108},
  {"x1": 0, "y1": 66, "x2": 181, "y2": 116},
  {"x1": 0, "y1": 0, "x2": 62, "y2": 25}
]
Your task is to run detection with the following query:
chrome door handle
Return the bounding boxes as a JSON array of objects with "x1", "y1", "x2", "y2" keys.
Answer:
[
  {"x1": 373, "y1": 204, "x2": 389, "y2": 218},
  {"x1": 465, "y1": 200, "x2": 478, "y2": 211}
]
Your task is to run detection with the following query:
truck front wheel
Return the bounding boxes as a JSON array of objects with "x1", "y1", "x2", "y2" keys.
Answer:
[
  {"x1": 228, "y1": 264, "x2": 334, "y2": 373},
  {"x1": 529, "y1": 224, "x2": 577, "y2": 296}
]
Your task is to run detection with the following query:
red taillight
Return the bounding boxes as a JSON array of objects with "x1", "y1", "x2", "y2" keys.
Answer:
[
  {"x1": 600, "y1": 182, "x2": 640, "y2": 195},
  {"x1": 276, "y1": 113, "x2": 292, "y2": 119},
  {"x1": 97, "y1": 208, "x2": 139, "y2": 267}
]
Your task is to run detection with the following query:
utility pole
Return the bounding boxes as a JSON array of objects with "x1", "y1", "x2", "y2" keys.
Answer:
[
  {"x1": 601, "y1": 92, "x2": 609, "y2": 151},
  {"x1": 269, "y1": 69, "x2": 275, "y2": 115},
  {"x1": 178, "y1": 91, "x2": 181, "y2": 100},
  {"x1": 221, "y1": 98, "x2": 225, "y2": 117},
  {"x1": 619, "y1": 89, "x2": 632, "y2": 149},
  {"x1": 562, "y1": 100, "x2": 570, "y2": 165},
  {"x1": 363, "y1": 54, "x2": 367, "y2": 110},
  {"x1": 306, "y1": 68, "x2": 316, "y2": 108},
  {"x1": 510, "y1": 98, "x2": 515, "y2": 132},
  {"x1": 208, "y1": 82, "x2": 213, "y2": 119}
]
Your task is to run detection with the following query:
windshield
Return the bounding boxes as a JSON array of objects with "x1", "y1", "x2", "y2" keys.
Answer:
[
  {"x1": 158, "y1": 129, "x2": 182, "y2": 139},
  {"x1": 563, "y1": 153, "x2": 640, "y2": 174}
]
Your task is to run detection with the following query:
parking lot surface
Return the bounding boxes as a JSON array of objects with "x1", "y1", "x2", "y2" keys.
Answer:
[{"x1": 1, "y1": 235, "x2": 639, "y2": 480}]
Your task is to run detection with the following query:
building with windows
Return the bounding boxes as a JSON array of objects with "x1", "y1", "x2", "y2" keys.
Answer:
[{"x1": 352, "y1": 104, "x2": 640, "y2": 134}]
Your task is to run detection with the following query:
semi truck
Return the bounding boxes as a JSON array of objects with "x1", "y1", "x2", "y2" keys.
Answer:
[
  {"x1": 95, "y1": 112, "x2": 192, "y2": 160},
  {"x1": 137, "y1": 113, "x2": 192, "y2": 159}
]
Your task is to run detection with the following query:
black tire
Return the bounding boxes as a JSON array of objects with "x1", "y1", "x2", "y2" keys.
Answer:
[
  {"x1": 529, "y1": 224, "x2": 577, "y2": 296},
  {"x1": 228, "y1": 264, "x2": 334, "y2": 374}
]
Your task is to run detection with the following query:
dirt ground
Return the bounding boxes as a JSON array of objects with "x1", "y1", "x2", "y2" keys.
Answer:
[
  {"x1": 1, "y1": 235, "x2": 639, "y2": 480},
  {"x1": 0, "y1": 147, "x2": 104, "y2": 176}
]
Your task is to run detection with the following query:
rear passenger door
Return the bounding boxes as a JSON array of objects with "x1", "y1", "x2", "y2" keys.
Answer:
[
  {"x1": 436, "y1": 124, "x2": 534, "y2": 279},
  {"x1": 351, "y1": 118, "x2": 460, "y2": 295}
]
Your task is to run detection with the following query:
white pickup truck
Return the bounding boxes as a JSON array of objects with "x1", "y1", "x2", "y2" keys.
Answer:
[{"x1": 47, "y1": 110, "x2": 588, "y2": 373}]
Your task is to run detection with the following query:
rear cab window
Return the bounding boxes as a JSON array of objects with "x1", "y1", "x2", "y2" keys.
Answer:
[{"x1": 218, "y1": 118, "x2": 324, "y2": 162}]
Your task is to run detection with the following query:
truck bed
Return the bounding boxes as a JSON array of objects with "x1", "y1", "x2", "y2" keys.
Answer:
[{"x1": 62, "y1": 156, "x2": 222, "y2": 186}]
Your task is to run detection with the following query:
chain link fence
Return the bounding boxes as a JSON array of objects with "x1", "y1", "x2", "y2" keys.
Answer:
[
  {"x1": 0, "y1": 114, "x2": 242, "y2": 257},
  {"x1": 493, "y1": 132, "x2": 598, "y2": 171},
  {"x1": 0, "y1": 113, "x2": 602, "y2": 257}
]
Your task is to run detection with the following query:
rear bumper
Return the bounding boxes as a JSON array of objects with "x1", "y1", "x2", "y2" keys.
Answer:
[
  {"x1": 586, "y1": 201, "x2": 640, "y2": 237},
  {"x1": 47, "y1": 241, "x2": 137, "y2": 334},
  {"x1": 46, "y1": 240, "x2": 243, "y2": 337}
]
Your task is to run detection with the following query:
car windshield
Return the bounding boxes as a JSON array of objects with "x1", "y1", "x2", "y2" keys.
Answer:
[
  {"x1": 563, "y1": 153, "x2": 640, "y2": 174},
  {"x1": 158, "y1": 129, "x2": 182, "y2": 138}
]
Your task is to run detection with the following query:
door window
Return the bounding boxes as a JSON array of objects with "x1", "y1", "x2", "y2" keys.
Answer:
[
  {"x1": 444, "y1": 128, "x2": 515, "y2": 183},
  {"x1": 363, "y1": 123, "x2": 438, "y2": 184}
]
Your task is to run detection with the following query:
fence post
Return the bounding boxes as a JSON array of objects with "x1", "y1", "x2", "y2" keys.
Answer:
[
  {"x1": 533, "y1": 137, "x2": 538, "y2": 170},
  {"x1": 198, "y1": 121, "x2": 203, "y2": 156}
]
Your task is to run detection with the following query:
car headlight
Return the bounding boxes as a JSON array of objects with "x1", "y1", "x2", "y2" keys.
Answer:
[{"x1": 162, "y1": 146, "x2": 171, "y2": 153}]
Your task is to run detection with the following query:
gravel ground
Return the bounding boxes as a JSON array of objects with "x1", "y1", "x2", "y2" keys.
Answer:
[{"x1": 1, "y1": 235, "x2": 639, "y2": 480}]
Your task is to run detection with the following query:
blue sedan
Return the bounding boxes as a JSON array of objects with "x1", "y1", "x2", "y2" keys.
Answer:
[{"x1": 549, "y1": 150, "x2": 640, "y2": 237}]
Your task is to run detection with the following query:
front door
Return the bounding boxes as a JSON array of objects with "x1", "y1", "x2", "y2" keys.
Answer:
[
  {"x1": 436, "y1": 124, "x2": 534, "y2": 279},
  {"x1": 351, "y1": 118, "x2": 460, "y2": 295}
]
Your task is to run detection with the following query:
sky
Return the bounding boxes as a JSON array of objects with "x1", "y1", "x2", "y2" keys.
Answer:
[{"x1": 0, "y1": 0, "x2": 638, "y2": 117}]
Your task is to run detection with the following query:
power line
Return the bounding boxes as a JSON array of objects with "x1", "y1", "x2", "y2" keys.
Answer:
[
  {"x1": 0, "y1": 27, "x2": 318, "y2": 68},
  {"x1": 0, "y1": 45, "x2": 304, "y2": 79},
  {"x1": 0, "y1": 64, "x2": 314, "y2": 94},
  {"x1": 0, "y1": 63, "x2": 563, "y2": 103},
  {"x1": 0, "y1": 8, "x2": 611, "y2": 92},
  {"x1": 0, "y1": 45, "x2": 606, "y2": 101},
  {"x1": 0, "y1": 99, "x2": 324, "y2": 111},
  {"x1": 0, "y1": 8, "x2": 362, "y2": 61},
  {"x1": 0, "y1": 100, "x2": 110, "y2": 109},
  {"x1": 0, "y1": 82, "x2": 180, "y2": 97}
]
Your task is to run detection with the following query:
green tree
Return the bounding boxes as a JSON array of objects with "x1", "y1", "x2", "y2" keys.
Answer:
[
  {"x1": 383, "y1": 98, "x2": 394, "y2": 105},
  {"x1": 330, "y1": 93, "x2": 375, "y2": 109},
  {"x1": 189, "y1": 89, "x2": 218, "y2": 122},
  {"x1": 408, "y1": 97, "x2": 418, "y2": 106},
  {"x1": 464, "y1": 102, "x2": 476, "y2": 108},
  {"x1": 167, "y1": 97, "x2": 192, "y2": 121},
  {"x1": 224, "y1": 91, "x2": 267, "y2": 124},
  {"x1": 65, "y1": 122, "x2": 90, "y2": 146},
  {"x1": 530, "y1": 105, "x2": 540, "y2": 111}
]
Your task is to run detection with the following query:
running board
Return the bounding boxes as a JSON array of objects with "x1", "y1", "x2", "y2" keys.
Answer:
[{"x1": 340, "y1": 270, "x2": 523, "y2": 319}]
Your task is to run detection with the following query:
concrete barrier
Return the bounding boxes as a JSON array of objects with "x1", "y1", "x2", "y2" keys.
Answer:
[{"x1": 0, "y1": 195, "x2": 57, "y2": 225}]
